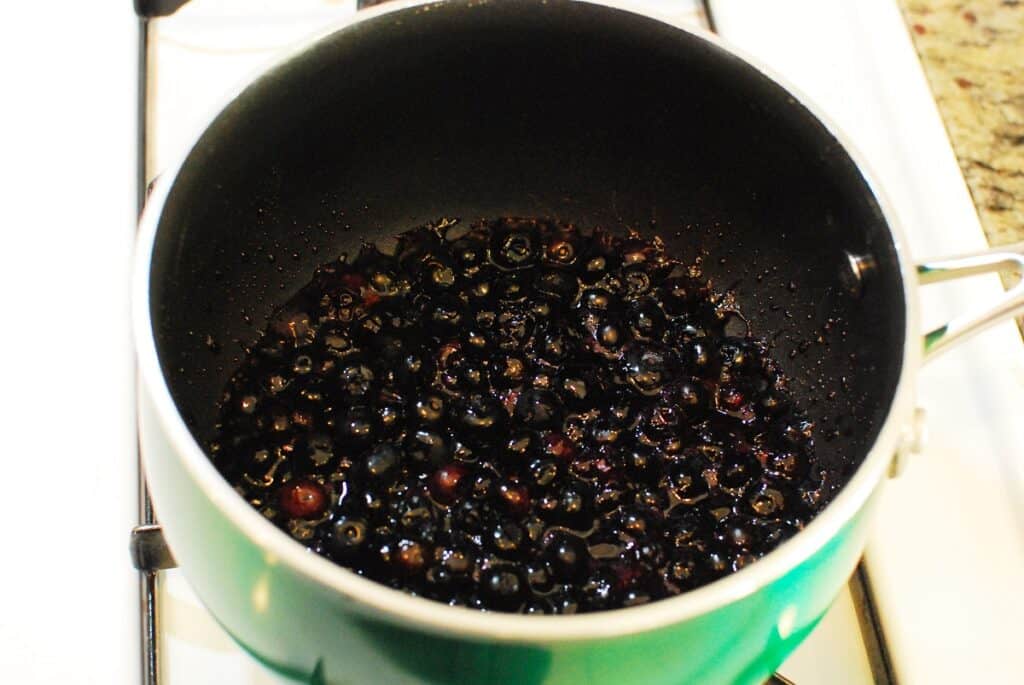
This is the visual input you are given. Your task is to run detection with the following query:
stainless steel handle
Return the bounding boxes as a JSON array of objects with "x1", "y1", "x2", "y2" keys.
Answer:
[{"x1": 916, "y1": 242, "x2": 1024, "y2": 361}]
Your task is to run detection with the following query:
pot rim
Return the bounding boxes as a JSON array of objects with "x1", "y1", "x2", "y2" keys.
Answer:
[{"x1": 132, "y1": 0, "x2": 921, "y2": 643}]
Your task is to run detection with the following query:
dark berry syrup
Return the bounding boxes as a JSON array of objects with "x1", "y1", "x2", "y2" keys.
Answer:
[{"x1": 208, "y1": 218, "x2": 827, "y2": 614}]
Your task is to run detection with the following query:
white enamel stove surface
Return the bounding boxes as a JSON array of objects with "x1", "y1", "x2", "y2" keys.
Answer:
[
  {"x1": 710, "y1": 1, "x2": 1024, "y2": 682},
  {"x1": 146, "y1": 1, "x2": 1024, "y2": 683}
]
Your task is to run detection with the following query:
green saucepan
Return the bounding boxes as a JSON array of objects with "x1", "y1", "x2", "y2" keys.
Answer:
[{"x1": 133, "y1": 1, "x2": 1024, "y2": 683}]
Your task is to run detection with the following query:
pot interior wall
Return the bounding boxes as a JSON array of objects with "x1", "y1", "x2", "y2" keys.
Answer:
[{"x1": 148, "y1": 0, "x2": 906, "y2": 485}]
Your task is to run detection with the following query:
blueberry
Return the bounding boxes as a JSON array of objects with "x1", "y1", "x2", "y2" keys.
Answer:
[
  {"x1": 766, "y1": 450, "x2": 808, "y2": 480},
  {"x1": 449, "y1": 235, "x2": 488, "y2": 273},
  {"x1": 659, "y1": 277, "x2": 700, "y2": 317},
  {"x1": 363, "y1": 443, "x2": 401, "y2": 480},
  {"x1": 439, "y1": 351, "x2": 489, "y2": 393},
  {"x1": 498, "y1": 482, "x2": 532, "y2": 516},
  {"x1": 490, "y1": 520, "x2": 526, "y2": 557},
  {"x1": 747, "y1": 482, "x2": 787, "y2": 517},
  {"x1": 395, "y1": 539, "x2": 430, "y2": 575},
  {"x1": 538, "y1": 327, "x2": 572, "y2": 365},
  {"x1": 411, "y1": 393, "x2": 446, "y2": 425},
  {"x1": 404, "y1": 429, "x2": 450, "y2": 467},
  {"x1": 629, "y1": 297, "x2": 668, "y2": 340},
  {"x1": 515, "y1": 389, "x2": 563, "y2": 430},
  {"x1": 549, "y1": 480, "x2": 592, "y2": 528},
  {"x1": 556, "y1": 373, "x2": 593, "y2": 408},
  {"x1": 528, "y1": 458, "x2": 560, "y2": 488},
  {"x1": 662, "y1": 550, "x2": 701, "y2": 593},
  {"x1": 490, "y1": 221, "x2": 540, "y2": 271},
  {"x1": 622, "y1": 341, "x2": 671, "y2": 395},
  {"x1": 718, "y1": 337, "x2": 756, "y2": 374},
  {"x1": 680, "y1": 338, "x2": 717, "y2": 376},
  {"x1": 489, "y1": 353, "x2": 527, "y2": 389},
  {"x1": 525, "y1": 561, "x2": 555, "y2": 593},
  {"x1": 544, "y1": 227, "x2": 582, "y2": 266},
  {"x1": 337, "y1": 405, "x2": 376, "y2": 447},
  {"x1": 578, "y1": 568, "x2": 618, "y2": 612},
  {"x1": 480, "y1": 567, "x2": 527, "y2": 610},
  {"x1": 716, "y1": 517, "x2": 760, "y2": 550},
  {"x1": 579, "y1": 288, "x2": 621, "y2": 313},
  {"x1": 719, "y1": 453, "x2": 762, "y2": 493},
  {"x1": 663, "y1": 381, "x2": 708, "y2": 418},
  {"x1": 536, "y1": 269, "x2": 581, "y2": 301},
  {"x1": 624, "y1": 446, "x2": 663, "y2": 483},
  {"x1": 663, "y1": 460, "x2": 710, "y2": 504},
  {"x1": 427, "y1": 295, "x2": 464, "y2": 335},
  {"x1": 544, "y1": 533, "x2": 590, "y2": 581},
  {"x1": 329, "y1": 516, "x2": 369, "y2": 558},
  {"x1": 451, "y1": 393, "x2": 506, "y2": 443}
]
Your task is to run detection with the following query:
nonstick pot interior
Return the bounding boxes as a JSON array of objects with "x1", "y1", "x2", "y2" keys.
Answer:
[{"x1": 149, "y1": 0, "x2": 905, "y2": 488}]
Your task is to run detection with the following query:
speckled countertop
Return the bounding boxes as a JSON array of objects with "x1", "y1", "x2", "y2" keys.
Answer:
[{"x1": 897, "y1": 0, "x2": 1023, "y2": 250}]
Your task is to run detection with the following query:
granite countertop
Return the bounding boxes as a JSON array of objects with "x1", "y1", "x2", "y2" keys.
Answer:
[{"x1": 898, "y1": 0, "x2": 1023, "y2": 259}]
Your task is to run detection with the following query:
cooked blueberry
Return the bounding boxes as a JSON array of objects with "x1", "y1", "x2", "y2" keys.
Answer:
[
  {"x1": 490, "y1": 353, "x2": 527, "y2": 389},
  {"x1": 525, "y1": 561, "x2": 555, "y2": 593},
  {"x1": 544, "y1": 533, "x2": 590, "y2": 581},
  {"x1": 719, "y1": 453, "x2": 762, "y2": 492},
  {"x1": 404, "y1": 429, "x2": 450, "y2": 467},
  {"x1": 716, "y1": 517, "x2": 759, "y2": 550},
  {"x1": 528, "y1": 458, "x2": 560, "y2": 488},
  {"x1": 491, "y1": 520, "x2": 526, "y2": 556},
  {"x1": 337, "y1": 405, "x2": 376, "y2": 446},
  {"x1": 664, "y1": 461, "x2": 710, "y2": 504},
  {"x1": 497, "y1": 482, "x2": 531, "y2": 516},
  {"x1": 362, "y1": 443, "x2": 401, "y2": 480},
  {"x1": 480, "y1": 567, "x2": 527, "y2": 610},
  {"x1": 536, "y1": 269, "x2": 580, "y2": 301},
  {"x1": 451, "y1": 393, "x2": 506, "y2": 442},
  {"x1": 680, "y1": 338, "x2": 716, "y2": 376},
  {"x1": 212, "y1": 218, "x2": 825, "y2": 614},
  {"x1": 490, "y1": 221, "x2": 540, "y2": 271},
  {"x1": 412, "y1": 394, "x2": 446, "y2": 425},
  {"x1": 329, "y1": 516, "x2": 369, "y2": 557},
  {"x1": 544, "y1": 228, "x2": 581, "y2": 266},
  {"x1": 747, "y1": 482, "x2": 787, "y2": 517},
  {"x1": 514, "y1": 389, "x2": 563, "y2": 430}
]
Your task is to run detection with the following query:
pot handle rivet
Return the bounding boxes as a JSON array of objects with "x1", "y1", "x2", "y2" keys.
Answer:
[
  {"x1": 130, "y1": 524, "x2": 177, "y2": 572},
  {"x1": 916, "y1": 242, "x2": 1024, "y2": 360}
]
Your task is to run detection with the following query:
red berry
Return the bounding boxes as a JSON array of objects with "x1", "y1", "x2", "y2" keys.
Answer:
[
  {"x1": 278, "y1": 478, "x2": 327, "y2": 519},
  {"x1": 543, "y1": 432, "x2": 577, "y2": 461},
  {"x1": 721, "y1": 388, "x2": 745, "y2": 411},
  {"x1": 429, "y1": 463, "x2": 469, "y2": 505}
]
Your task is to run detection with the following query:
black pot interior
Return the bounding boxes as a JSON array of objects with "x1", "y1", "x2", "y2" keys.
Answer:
[{"x1": 149, "y1": 0, "x2": 905, "y2": 486}]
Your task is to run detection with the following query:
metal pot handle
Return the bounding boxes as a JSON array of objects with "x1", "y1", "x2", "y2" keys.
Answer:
[{"x1": 916, "y1": 242, "x2": 1024, "y2": 361}]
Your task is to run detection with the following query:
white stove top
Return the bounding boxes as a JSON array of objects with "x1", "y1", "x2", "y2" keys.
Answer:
[{"x1": 142, "y1": 2, "x2": 1024, "y2": 683}]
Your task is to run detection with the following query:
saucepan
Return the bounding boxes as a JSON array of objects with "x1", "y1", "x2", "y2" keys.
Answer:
[{"x1": 133, "y1": 1, "x2": 1024, "y2": 683}]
